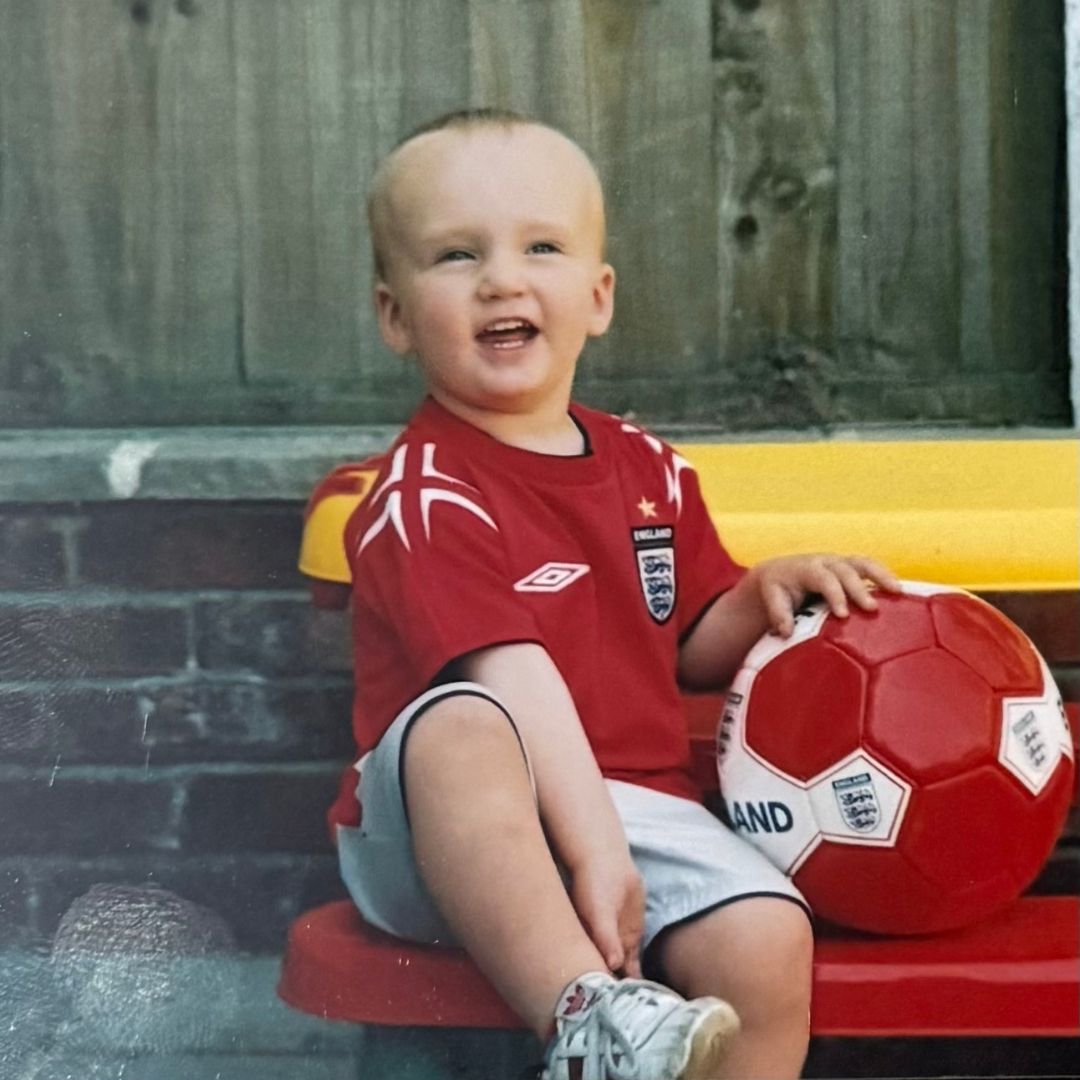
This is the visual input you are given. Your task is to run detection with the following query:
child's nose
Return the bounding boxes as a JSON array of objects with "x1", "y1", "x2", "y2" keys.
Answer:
[{"x1": 476, "y1": 254, "x2": 527, "y2": 300}]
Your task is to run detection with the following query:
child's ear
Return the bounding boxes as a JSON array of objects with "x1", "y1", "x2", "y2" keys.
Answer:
[
  {"x1": 373, "y1": 282, "x2": 413, "y2": 355},
  {"x1": 587, "y1": 263, "x2": 616, "y2": 338}
]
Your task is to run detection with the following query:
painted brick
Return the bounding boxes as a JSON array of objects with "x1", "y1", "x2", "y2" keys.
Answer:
[
  {"x1": 980, "y1": 590, "x2": 1080, "y2": 665},
  {"x1": 0, "y1": 601, "x2": 189, "y2": 679},
  {"x1": 0, "y1": 862, "x2": 32, "y2": 944},
  {"x1": 194, "y1": 598, "x2": 351, "y2": 676},
  {"x1": 0, "y1": 510, "x2": 68, "y2": 589},
  {"x1": 23, "y1": 853, "x2": 345, "y2": 952},
  {"x1": 137, "y1": 680, "x2": 355, "y2": 763},
  {"x1": 78, "y1": 502, "x2": 305, "y2": 590},
  {"x1": 0, "y1": 688, "x2": 60, "y2": 758},
  {"x1": 0, "y1": 680, "x2": 353, "y2": 766},
  {"x1": 0, "y1": 776, "x2": 178, "y2": 856},
  {"x1": 181, "y1": 768, "x2": 340, "y2": 854},
  {"x1": 266, "y1": 682, "x2": 354, "y2": 759},
  {"x1": 162, "y1": 855, "x2": 346, "y2": 952}
]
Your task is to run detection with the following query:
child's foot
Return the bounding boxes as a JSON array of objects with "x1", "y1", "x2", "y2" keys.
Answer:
[{"x1": 541, "y1": 971, "x2": 739, "y2": 1080}]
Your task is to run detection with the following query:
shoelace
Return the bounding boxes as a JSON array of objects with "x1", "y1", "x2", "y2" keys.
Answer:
[{"x1": 560, "y1": 981, "x2": 677, "y2": 1080}]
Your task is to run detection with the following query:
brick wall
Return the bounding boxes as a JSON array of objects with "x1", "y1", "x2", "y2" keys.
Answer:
[
  {"x1": 1, "y1": 500, "x2": 1077, "y2": 956},
  {"x1": 0, "y1": 501, "x2": 353, "y2": 952}
]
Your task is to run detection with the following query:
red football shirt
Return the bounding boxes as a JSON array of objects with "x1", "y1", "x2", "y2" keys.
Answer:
[{"x1": 332, "y1": 397, "x2": 745, "y2": 817}]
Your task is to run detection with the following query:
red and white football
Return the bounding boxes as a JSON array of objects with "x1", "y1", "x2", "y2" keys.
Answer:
[{"x1": 717, "y1": 582, "x2": 1074, "y2": 934}]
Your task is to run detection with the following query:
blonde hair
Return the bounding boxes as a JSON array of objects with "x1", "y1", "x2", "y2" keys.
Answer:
[{"x1": 367, "y1": 109, "x2": 601, "y2": 282}]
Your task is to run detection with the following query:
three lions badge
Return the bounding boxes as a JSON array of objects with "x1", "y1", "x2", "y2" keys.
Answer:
[{"x1": 632, "y1": 525, "x2": 676, "y2": 624}]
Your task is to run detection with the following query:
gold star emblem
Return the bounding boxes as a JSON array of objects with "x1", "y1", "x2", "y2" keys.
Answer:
[{"x1": 637, "y1": 496, "x2": 657, "y2": 519}]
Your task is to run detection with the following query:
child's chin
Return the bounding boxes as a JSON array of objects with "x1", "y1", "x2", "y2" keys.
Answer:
[{"x1": 475, "y1": 366, "x2": 545, "y2": 395}]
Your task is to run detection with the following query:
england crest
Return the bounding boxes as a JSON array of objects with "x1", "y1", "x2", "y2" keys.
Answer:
[
  {"x1": 831, "y1": 772, "x2": 880, "y2": 833},
  {"x1": 632, "y1": 525, "x2": 676, "y2": 624}
]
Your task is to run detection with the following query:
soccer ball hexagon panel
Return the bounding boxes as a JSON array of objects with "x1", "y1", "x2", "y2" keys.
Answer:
[{"x1": 717, "y1": 582, "x2": 1075, "y2": 934}]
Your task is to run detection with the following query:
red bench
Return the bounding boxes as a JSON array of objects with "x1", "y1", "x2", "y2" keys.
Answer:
[
  {"x1": 283, "y1": 438, "x2": 1079, "y2": 1050},
  {"x1": 278, "y1": 700, "x2": 1079, "y2": 1040}
]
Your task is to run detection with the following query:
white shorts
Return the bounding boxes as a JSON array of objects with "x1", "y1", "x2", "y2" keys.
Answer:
[{"x1": 337, "y1": 682, "x2": 809, "y2": 955}]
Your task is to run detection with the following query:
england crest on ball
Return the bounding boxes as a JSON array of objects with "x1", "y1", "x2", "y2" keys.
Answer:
[
  {"x1": 831, "y1": 773, "x2": 881, "y2": 833},
  {"x1": 632, "y1": 525, "x2": 676, "y2": 623}
]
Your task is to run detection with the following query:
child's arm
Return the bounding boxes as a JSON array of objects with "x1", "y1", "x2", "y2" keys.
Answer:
[
  {"x1": 462, "y1": 641, "x2": 645, "y2": 978},
  {"x1": 678, "y1": 554, "x2": 901, "y2": 692}
]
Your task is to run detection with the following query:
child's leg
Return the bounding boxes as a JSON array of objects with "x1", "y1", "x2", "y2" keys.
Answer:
[
  {"x1": 402, "y1": 692, "x2": 607, "y2": 1038},
  {"x1": 652, "y1": 897, "x2": 813, "y2": 1079}
]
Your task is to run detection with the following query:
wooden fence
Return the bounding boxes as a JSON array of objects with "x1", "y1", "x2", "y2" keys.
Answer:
[{"x1": 0, "y1": 0, "x2": 1069, "y2": 429}]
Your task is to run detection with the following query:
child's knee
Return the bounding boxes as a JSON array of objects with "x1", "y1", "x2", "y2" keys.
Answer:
[
  {"x1": 762, "y1": 904, "x2": 812, "y2": 983},
  {"x1": 734, "y1": 902, "x2": 813, "y2": 1019},
  {"x1": 404, "y1": 691, "x2": 522, "y2": 769},
  {"x1": 401, "y1": 691, "x2": 533, "y2": 817},
  {"x1": 669, "y1": 898, "x2": 813, "y2": 1020}
]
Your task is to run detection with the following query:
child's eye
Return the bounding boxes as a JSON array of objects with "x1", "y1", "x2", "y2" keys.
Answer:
[
  {"x1": 436, "y1": 249, "x2": 475, "y2": 264},
  {"x1": 527, "y1": 241, "x2": 561, "y2": 255}
]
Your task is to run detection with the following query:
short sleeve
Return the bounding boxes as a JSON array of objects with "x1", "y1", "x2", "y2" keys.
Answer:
[
  {"x1": 347, "y1": 444, "x2": 544, "y2": 690},
  {"x1": 675, "y1": 460, "x2": 747, "y2": 637}
]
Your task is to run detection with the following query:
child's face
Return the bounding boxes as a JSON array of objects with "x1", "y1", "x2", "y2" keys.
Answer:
[{"x1": 373, "y1": 125, "x2": 615, "y2": 421}]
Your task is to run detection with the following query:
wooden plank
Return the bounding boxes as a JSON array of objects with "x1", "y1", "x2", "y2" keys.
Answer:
[
  {"x1": 464, "y1": 0, "x2": 718, "y2": 408},
  {"x1": 233, "y1": 0, "x2": 471, "y2": 391},
  {"x1": 232, "y1": 0, "x2": 361, "y2": 386},
  {"x1": 833, "y1": 0, "x2": 1067, "y2": 424},
  {"x1": 988, "y1": 0, "x2": 1067, "y2": 393},
  {"x1": 0, "y1": 0, "x2": 240, "y2": 422},
  {"x1": 0, "y1": 0, "x2": 52, "y2": 423},
  {"x1": 713, "y1": 0, "x2": 836, "y2": 372},
  {"x1": 466, "y1": 0, "x2": 591, "y2": 135},
  {"x1": 0, "y1": 1, "x2": 127, "y2": 424},
  {"x1": 570, "y1": 0, "x2": 717, "y2": 401},
  {"x1": 835, "y1": 0, "x2": 960, "y2": 391},
  {"x1": 956, "y1": 0, "x2": 995, "y2": 381},
  {"x1": 368, "y1": 0, "x2": 473, "y2": 135},
  {"x1": 149, "y1": 0, "x2": 241, "y2": 385},
  {"x1": 1, "y1": 0, "x2": 1068, "y2": 429}
]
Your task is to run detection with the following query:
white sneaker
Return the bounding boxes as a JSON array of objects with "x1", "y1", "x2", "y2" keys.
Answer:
[{"x1": 541, "y1": 971, "x2": 739, "y2": 1080}]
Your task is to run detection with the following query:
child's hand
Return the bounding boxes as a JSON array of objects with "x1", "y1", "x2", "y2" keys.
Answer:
[
  {"x1": 753, "y1": 554, "x2": 901, "y2": 638},
  {"x1": 570, "y1": 854, "x2": 645, "y2": 979}
]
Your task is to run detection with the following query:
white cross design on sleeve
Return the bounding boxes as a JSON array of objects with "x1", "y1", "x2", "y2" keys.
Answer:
[
  {"x1": 357, "y1": 442, "x2": 497, "y2": 556},
  {"x1": 620, "y1": 422, "x2": 693, "y2": 519}
]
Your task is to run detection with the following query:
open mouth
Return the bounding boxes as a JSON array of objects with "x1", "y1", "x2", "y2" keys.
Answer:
[{"x1": 475, "y1": 318, "x2": 539, "y2": 349}]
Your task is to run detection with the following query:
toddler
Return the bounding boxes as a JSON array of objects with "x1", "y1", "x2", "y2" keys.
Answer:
[{"x1": 307, "y1": 108, "x2": 899, "y2": 1079}]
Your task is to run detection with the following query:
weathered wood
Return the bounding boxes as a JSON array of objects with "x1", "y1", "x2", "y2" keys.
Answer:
[
  {"x1": 834, "y1": 0, "x2": 1067, "y2": 424},
  {"x1": 0, "y1": 1, "x2": 140, "y2": 424},
  {"x1": 467, "y1": 0, "x2": 591, "y2": 132},
  {"x1": 707, "y1": 0, "x2": 838, "y2": 427},
  {"x1": 577, "y1": 0, "x2": 717, "y2": 393},
  {"x1": 0, "y1": 0, "x2": 1069, "y2": 428},
  {"x1": 713, "y1": 0, "x2": 836, "y2": 361},
  {"x1": 835, "y1": 0, "x2": 961, "y2": 387},
  {"x1": 0, "y1": 0, "x2": 242, "y2": 424},
  {"x1": 233, "y1": 1, "x2": 362, "y2": 387},
  {"x1": 465, "y1": 0, "x2": 718, "y2": 397},
  {"x1": 151, "y1": 1, "x2": 242, "y2": 385},
  {"x1": 988, "y1": 0, "x2": 1068, "y2": 390}
]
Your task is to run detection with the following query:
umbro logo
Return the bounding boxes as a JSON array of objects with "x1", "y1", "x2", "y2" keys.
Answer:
[{"x1": 514, "y1": 562, "x2": 590, "y2": 593}]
